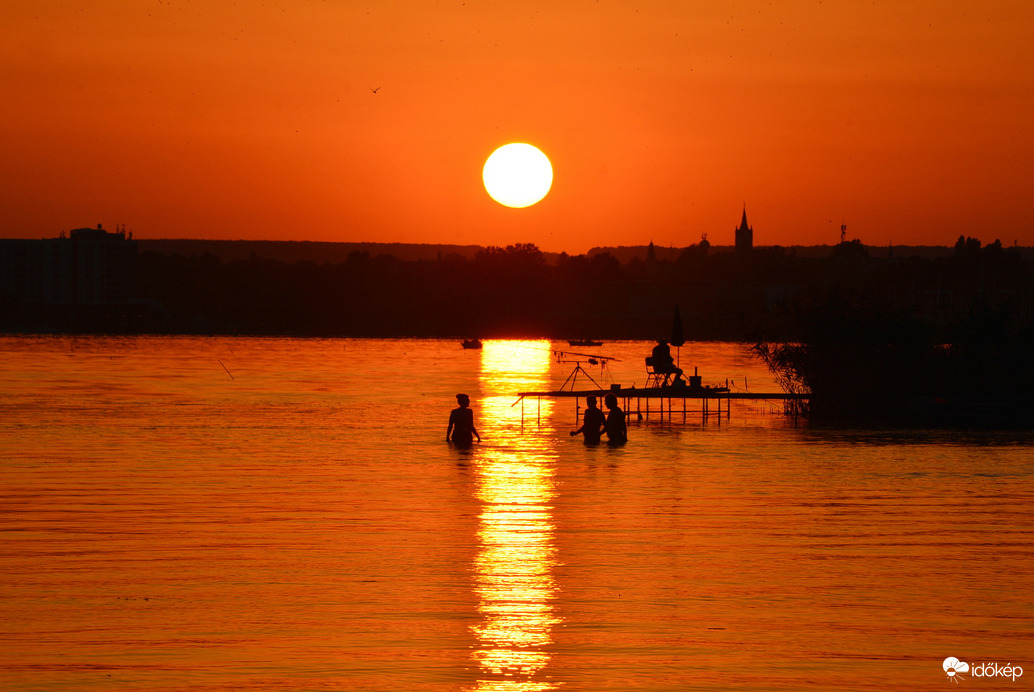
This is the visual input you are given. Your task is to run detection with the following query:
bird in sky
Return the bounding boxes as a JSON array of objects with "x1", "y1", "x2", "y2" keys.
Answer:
[{"x1": 369, "y1": 86, "x2": 380, "y2": 94}]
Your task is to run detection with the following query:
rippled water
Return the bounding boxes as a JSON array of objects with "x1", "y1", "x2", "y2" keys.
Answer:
[{"x1": 1, "y1": 336, "x2": 1031, "y2": 690}]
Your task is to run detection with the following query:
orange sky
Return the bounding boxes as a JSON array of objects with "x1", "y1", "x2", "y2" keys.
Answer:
[{"x1": 3, "y1": 1, "x2": 1032, "y2": 253}]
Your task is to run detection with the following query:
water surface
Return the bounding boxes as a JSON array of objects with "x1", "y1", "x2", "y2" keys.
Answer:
[{"x1": 1, "y1": 337, "x2": 1030, "y2": 690}]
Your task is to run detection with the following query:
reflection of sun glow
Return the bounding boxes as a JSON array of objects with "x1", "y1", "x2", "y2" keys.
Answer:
[
  {"x1": 468, "y1": 341, "x2": 560, "y2": 691},
  {"x1": 479, "y1": 340, "x2": 554, "y2": 437},
  {"x1": 480, "y1": 340, "x2": 552, "y2": 382}
]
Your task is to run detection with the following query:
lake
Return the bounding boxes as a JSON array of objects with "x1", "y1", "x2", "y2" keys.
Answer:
[{"x1": 0, "y1": 336, "x2": 1031, "y2": 690}]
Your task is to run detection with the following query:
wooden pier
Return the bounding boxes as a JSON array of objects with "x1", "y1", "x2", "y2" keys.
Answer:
[{"x1": 514, "y1": 385, "x2": 810, "y2": 427}]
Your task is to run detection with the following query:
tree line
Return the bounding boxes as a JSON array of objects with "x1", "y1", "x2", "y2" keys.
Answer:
[
  {"x1": 128, "y1": 236, "x2": 1032, "y2": 342},
  {"x1": 4, "y1": 236, "x2": 1031, "y2": 349},
  {"x1": 751, "y1": 236, "x2": 1034, "y2": 424}
]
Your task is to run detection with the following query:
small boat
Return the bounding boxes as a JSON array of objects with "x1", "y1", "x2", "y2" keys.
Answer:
[
  {"x1": 568, "y1": 339, "x2": 603, "y2": 347},
  {"x1": 461, "y1": 339, "x2": 483, "y2": 350}
]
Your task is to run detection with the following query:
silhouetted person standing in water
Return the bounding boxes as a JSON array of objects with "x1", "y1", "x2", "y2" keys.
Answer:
[
  {"x1": 603, "y1": 393, "x2": 627, "y2": 445},
  {"x1": 570, "y1": 395, "x2": 605, "y2": 444},
  {"x1": 447, "y1": 393, "x2": 480, "y2": 448}
]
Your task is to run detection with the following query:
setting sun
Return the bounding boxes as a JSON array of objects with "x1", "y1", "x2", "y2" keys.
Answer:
[{"x1": 482, "y1": 143, "x2": 553, "y2": 209}]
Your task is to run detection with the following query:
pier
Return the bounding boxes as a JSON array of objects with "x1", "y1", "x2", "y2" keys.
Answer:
[
  {"x1": 516, "y1": 348, "x2": 810, "y2": 428},
  {"x1": 514, "y1": 385, "x2": 809, "y2": 427}
]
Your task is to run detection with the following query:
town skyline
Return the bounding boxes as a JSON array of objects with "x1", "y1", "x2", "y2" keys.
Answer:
[{"x1": 6, "y1": 208, "x2": 1031, "y2": 261}]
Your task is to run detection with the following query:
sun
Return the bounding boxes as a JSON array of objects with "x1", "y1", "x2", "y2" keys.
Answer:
[{"x1": 482, "y1": 143, "x2": 553, "y2": 208}]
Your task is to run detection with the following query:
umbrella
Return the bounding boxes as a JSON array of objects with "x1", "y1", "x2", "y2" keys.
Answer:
[
  {"x1": 671, "y1": 305, "x2": 685, "y2": 372},
  {"x1": 670, "y1": 305, "x2": 685, "y2": 347}
]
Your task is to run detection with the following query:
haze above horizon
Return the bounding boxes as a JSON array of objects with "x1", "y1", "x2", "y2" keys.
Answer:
[{"x1": 3, "y1": 1, "x2": 1032, "y2": 254}]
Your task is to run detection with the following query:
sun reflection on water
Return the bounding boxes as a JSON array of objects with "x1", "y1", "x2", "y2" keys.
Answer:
[{"x1": 470, "y1": 341, "x2": 560, "y2": 691}]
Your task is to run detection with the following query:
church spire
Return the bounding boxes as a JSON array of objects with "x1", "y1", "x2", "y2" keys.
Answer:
[{"x1": 735, "y1": 206, "x2": 753, "y2": 254}]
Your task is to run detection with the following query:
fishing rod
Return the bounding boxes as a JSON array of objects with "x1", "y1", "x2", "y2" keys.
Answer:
[
  {"x1": 492, "y1": 340, "x2": 622, "y2": 365},
  {"x1": 552, "y1": 350, "x2": 620, "y2": 370}
]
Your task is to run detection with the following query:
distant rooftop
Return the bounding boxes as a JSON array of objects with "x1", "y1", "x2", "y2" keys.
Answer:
[{"x1": 68, "y1": 223, "x2": 131, "y2": 241}]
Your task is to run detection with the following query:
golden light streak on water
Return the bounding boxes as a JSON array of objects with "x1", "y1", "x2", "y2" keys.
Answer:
[{"x1": 469, "y1": 341, "x2": 560, "y2": 691}]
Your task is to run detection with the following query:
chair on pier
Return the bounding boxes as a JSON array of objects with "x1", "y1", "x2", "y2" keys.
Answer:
[{"x1": 645, "y1": 357, "x2": 676, "y2": 388}]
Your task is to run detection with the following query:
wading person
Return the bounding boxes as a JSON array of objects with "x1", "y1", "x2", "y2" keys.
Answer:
[
  {"x1": 447, "y1": 393, "x2": 481, "y2": 448},
  {"x1": 603, "y1": 393, "x2": 627, "y2": 445},
  {"x1": 570, "y1": 395, "x2": 606, "y2": 445}
]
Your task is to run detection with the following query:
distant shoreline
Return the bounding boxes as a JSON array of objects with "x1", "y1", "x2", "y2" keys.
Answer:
[
  {"x1": 136, "y1": 238, "x2": 1034, "y2": 264},
  {"x1": 4, "y1": 237, "x2": 1032, "y2": 348}
]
